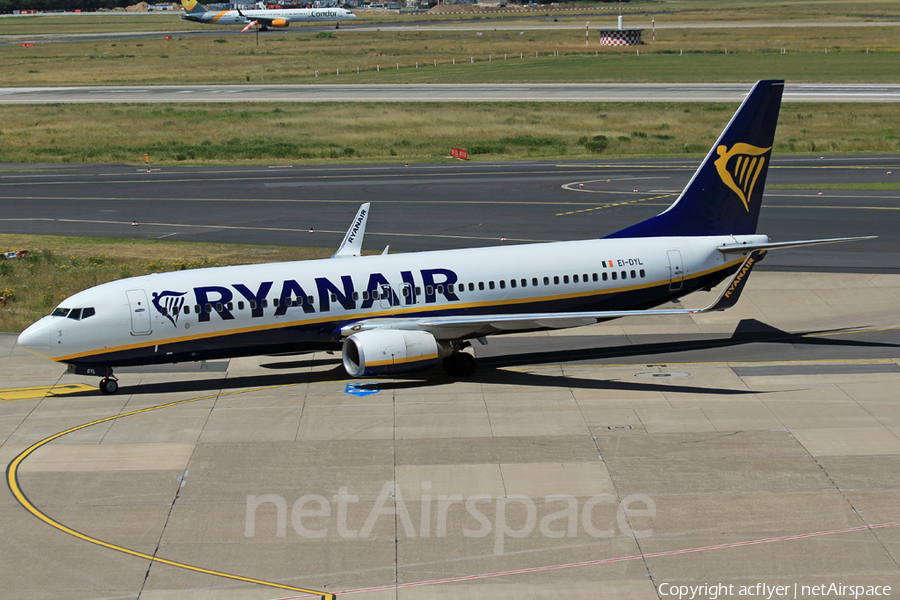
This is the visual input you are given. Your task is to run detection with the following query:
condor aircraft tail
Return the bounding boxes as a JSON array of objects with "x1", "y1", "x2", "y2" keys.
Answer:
[
  {"x1": 180, "y1": 0, "x2": 209, "y2": 14},
  {"x1": 607, "y1": 79, "x2": 784, "y2": 239}
]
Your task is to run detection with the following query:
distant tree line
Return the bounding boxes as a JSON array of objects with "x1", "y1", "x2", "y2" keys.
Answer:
[{"x1": 1, "y1": 0, "x2": 150, "y2": 13}]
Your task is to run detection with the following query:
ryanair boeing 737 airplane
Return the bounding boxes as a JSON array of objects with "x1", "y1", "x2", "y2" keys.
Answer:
[
  {"x1": 16, "y1": 81, "x2": 872, "y2": 394},
  {"x1": 179, "y1": 0, "x2": 356, "y2": 30}
]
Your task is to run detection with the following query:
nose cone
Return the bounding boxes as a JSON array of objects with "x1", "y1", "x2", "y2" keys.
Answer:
[
  {"x1": 347, "y1": 11, "x2": 356, "y2": 18},
  {"x1": 17, "y1": 317, "x2": 52, "y2": 359}
]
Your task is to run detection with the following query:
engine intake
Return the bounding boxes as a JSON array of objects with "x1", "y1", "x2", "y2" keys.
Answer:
[{"x1": 342, "y1": 329, "x2": 446, "y2": 377}]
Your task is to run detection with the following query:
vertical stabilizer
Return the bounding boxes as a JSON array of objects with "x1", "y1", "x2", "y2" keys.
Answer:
[
  {"x1": 181, "y1": 0, "x2": 210, "y2": 14},
  {"x1": 607, "y1": 80, "x2": 784, "y2": 238}
]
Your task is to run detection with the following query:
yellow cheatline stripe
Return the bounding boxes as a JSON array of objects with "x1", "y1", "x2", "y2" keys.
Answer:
[
  {"x1": 54, "y1": 258, "x2": 745, "y2": 365},
  {"x1": 5, "y1": 386, "x2": 335, "y2": 600},
  {"x1": 366, "y1": 353, "x2": 438, "y2": 368},
  {"x1": 0, "y1": 383, "x2": 96, "y2": 402}
]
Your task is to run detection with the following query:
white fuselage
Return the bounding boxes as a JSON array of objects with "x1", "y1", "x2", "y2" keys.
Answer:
[
  {"x1": 181, "y1": 7, "x2": 356, "y2": 25},
  {"x1": 17, "y1": 234, "x2": 765, "y2": 368}
]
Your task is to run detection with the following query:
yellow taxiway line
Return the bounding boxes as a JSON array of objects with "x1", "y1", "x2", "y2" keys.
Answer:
[{"x1": 5, "y1": 385, "x2": 335, "y2": 600}]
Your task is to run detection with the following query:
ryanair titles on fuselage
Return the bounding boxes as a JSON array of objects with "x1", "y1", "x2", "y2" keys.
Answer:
[{"x1": 151, "y1": 268, "x2": 460, "y2": 327}]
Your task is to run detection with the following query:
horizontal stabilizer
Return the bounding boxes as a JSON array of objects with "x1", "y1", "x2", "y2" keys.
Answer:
[{"x1": 718, "y1": 236, "x2": 876, "y2": 254}]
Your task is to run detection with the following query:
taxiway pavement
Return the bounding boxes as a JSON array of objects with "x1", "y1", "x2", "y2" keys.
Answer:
[
  {"x1": 1, "y1": 155, "x2": 897, "y2": 271},
  {"x1": 2, "y1": 270, "x2": 900, "y2": 599}
]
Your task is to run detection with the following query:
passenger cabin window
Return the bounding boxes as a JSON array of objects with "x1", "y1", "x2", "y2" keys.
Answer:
[
  {"x1": 510, "y1": 279, "x2": 516, "y2": 288},
  {"x1": 489, "y1": 281, "x2": 495, "y2": 290},
  {"x1": 621, "y1": 271, "x2": 627, "y2": 279},
  {"x1": 602, "y1": 272, "x2": 608, "y2": 281},
  {"x1": 563, "y1": 275, "x2": 570, "y2": 284},
  {"x1": 478, "y1": 282, "x2": 485, "y2": 291},
  {"x1": 469, "y1": 283, "x2": 475, "y2": 292},
  {"x1": 611, "y1": 272, "x2": 617, "y2": 280},
  {"x1": 543, "y1": 277, "x2": 550, "y2": 286},
  {"x1": 532, "y1": 278, "x2": 538, "y2": 286},
  {"x1": 640, "y1": 269, "x2": 645, "y2": 278},
  {"x1": 553, "y1": 276, "x2": 560, "y2": 285},
  {"x1": 631, "y1": 270, "x2": 637, "y2": 279},
  {"x1": 500, "y1": 280, "x2": 506, "y2": 289},
  {"x1": 573, "y1": 275, "x2": 579, "y2": 283},
  {"x1": 592, "y1": 273, "x2": 599, "y2": 282}
]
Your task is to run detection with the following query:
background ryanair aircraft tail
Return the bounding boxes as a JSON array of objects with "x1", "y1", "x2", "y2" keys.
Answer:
[{"x1": 607, "y1": 79, "x2": 784, "y2": 239}]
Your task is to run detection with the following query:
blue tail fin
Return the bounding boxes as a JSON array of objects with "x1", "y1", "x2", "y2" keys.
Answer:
[{"x1": 606, "y1": 80, "x2": 784, "y2": 239}]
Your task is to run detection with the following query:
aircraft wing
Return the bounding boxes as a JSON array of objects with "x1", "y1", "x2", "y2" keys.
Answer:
[{"x1": 341, "y1": 251, "x2": 762, "y2": 340}]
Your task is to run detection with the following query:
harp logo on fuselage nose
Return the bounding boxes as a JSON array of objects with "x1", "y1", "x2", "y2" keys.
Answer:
[{"x1": 714, "y1": 143, "x2": 771, "y2": 212}]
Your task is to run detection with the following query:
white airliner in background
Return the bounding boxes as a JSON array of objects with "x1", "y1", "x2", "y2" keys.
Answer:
[
  {"x1": 16, "y1": 80, "x2": 872, "y2": 394},
  {"x1": 179, "y1": 0, "x2": 356, "y2": 30}
]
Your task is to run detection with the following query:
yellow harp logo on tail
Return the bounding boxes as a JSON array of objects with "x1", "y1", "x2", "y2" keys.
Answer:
[{"x1": 714, "y1": 143, "x2": 771, "y2": 212}]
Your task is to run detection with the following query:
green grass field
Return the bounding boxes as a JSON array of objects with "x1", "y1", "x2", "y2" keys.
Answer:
[
  {"x1": 1, "y1": 101, "x2": 897, "y2": 164},
  {"x1": 2, "y1": 24, "x2": 899, "y2": 86}
]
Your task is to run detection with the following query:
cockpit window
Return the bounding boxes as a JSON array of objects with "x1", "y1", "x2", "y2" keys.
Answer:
[{"x1": 55, "y1": 307, "x2": 95, "y2": 320}]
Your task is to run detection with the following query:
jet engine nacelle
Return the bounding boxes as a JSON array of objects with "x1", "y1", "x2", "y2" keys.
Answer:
[
  {"x1": 342, "y1": 329, "x2": 447, "y2": 377},
  {"x1": 271, "y1": 19, "x2": 288, "y2": 27}
]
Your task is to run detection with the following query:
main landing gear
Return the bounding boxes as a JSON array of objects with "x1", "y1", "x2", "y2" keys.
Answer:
[
  {"x1": 443, "y1": 351, "x2": 476, "y2": 377},
  {"x1": 99, "y1": 376, "x2": 119, "y2": 394}
]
